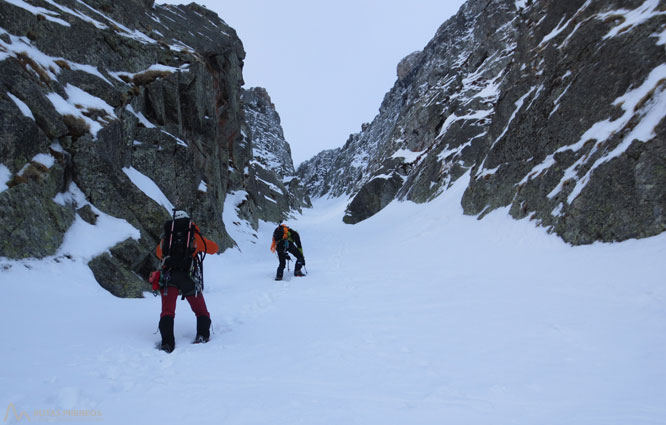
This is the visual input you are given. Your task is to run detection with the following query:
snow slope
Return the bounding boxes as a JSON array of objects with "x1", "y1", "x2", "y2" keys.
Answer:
[{"x1": 1, "y1": 175, "x2": 665, "y2": 424}]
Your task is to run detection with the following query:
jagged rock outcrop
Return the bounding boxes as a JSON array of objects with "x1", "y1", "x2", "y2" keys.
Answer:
[
  {"x1": 236, "y1": 87, "x2": 311, "y2": 226},
  {"x1": 0, "y1": 0, "x2": 305, "y2": 296},
  {"x1": 298, "y1": 0, "x2": 666, "y2": 244}
]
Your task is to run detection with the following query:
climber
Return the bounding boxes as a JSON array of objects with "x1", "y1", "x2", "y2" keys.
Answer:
[
  {"x1": 154, "y1": 209, "x2": 218, "y2": 353},
  {"x1": 270, "y1": 223, "x2": 306, "y2": 281}
]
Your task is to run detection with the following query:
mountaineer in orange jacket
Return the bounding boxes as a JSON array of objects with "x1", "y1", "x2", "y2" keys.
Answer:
[
  {"x1": 271, "y1": 224, "x2": 305, "y2": 280},
  {"x1": 154, "y1": 210, "x2": 218, "y2": 352}
]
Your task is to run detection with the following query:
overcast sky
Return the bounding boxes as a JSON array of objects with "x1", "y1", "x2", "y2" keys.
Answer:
[{"x1": 160, "y1": 1, "x2": 467, "y2": 166}]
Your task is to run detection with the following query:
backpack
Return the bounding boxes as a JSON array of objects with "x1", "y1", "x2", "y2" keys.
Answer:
[
  {"x1": 273, "y1": 224, "x2": 288, "y2": 242},
  {"x1": 161, "y1": 217, "x2": 196, "y2": 271},
  {"x1": 290, "y1": 229, "x2": 301, "y2": 248}
]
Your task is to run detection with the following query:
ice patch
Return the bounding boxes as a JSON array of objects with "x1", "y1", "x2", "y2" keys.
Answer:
[
  {"x1": 110, "y1": 63, "x2": 190, "y2": 83},
  {"x1": 126, "y1": 104, "x2": 156, "y2": 129},
  {"x1": 57, "y1": 211, "x2": 140, "y2": 260},
  {"x1": 67, "y1": 63, "x2": 113, "y2": 86},
  {"x1": 167, "y1": 40, "x2": 195, "y2": 53},
  {"x1": 0, "y1": 32, "x2": 61, "y2": 81},
  {"x1": 15, "y1": 152, "x2": 56, "y2": 178},
  {"x1": 256, "y1": 176, "x2": 283, "y2": 194},
  {"x1": 549, "y1": 78, "x2": 574, "y2": 118},
  {"x1": 478, "y1": 165, "x2": 500, "y2": 178},
  {"x1": 122, "y1": 166, "x2": 174, "y2": 212},
  {"x1": 437, "y1": 109, "x2": 493, "y2": 139},
  {"x1": 598, "y1": 0, "x2": 666, "y2": 39},
  {"x1": 74, "y1": 0, "x2": 157, "y2": 44},
  {"x1": 392, "y1": 149, "x2": 424, "y2": 163},
  {"x1": 372, "y1": 173, "x2": 394, "y2": 181},
  {"x1": 52, "y1": 182, "x2": 141, "y2": 259},
  {"x1": 55, "y1": 183, "x2": 141, "y2": 262},
  {"x1": 31, "y1": 153, "x2": 55, "y2": 169},
  {"x1": 53, "y1": 180, "x2": 87, "y2": 207},
  {"x1": 539, "y1": 0, "x2": 592, "y2": 47},
  {"x1": 50, "y1": 142, "x2": 64, "y2": 154},
  {"x1": 654, "y1": 27, "x2": 666, "y2": 46},
  {"x1": 540, "y1": 17, "x2": 567, "y2": 46},
  {"x1": 161, "y1": 130, "x2": 188, "y2": 147},
  {"x1": 437, "y1": 138, "x2": 477, "y2": 163},
  {"x1": 64, "y1": 84, "x2": 116, "y2": 118},
  {"x1": 0, "y1": 30, "x2": 112, "y2": 85},
  {"x1": 6, "y1": 92, "x2": 34, "y2": 120},
  {"x1": 544, "y1": 63, "x2": 666, "y2": 202},
  {"x1": 350, "y1": 153, "x2": 369, "y2": 169},
  {"x1": 478, "y1": 86, "x2": 536, "y2": 175},
  {"x1": 566, "y1": 71, "x2": 666, "y2": 202},
  {"x1": 473, "y1": 78, "x2": 501, "y2": 100},
  {"x1": 223, "y1": 190, "x2": 257, "y2": 247},
  {"x1": 2, "y1": 0, "x2": 70, "y2": 26},
  {"x1": 494, "y1": 88, "x2": 535, "y2": 146},
  {"x1": 518, "y1": 154, "x2": 556, "y2": 185},
  {"x1": 46, "y1": 84, "x2": 117, "y2": 138},
  {"x1": 0, "y1": 163, "x2": 11, "y2": 193},
  {"x1": 41, "y1": 0, "x2": 108, "y2": 30}
]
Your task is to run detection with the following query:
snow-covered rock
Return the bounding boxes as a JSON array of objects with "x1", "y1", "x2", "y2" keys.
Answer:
[
  {"x1": 0, "y1": 0, "x2": 304, "y2": 296},
  {"x1": 240, "y1": 87, "x2": 311, "y2": 225},
  {"x1": 298, "y1": 0, "x2": 666, "y2": 244}
]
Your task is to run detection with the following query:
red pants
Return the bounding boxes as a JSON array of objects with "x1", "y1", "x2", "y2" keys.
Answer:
[{"x1": 160, "y1": 287, "x2": 210, "y2": 318}]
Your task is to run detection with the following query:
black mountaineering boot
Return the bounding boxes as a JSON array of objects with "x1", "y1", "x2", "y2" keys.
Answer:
[
  {"x1": 294, "y1": 259, "x2": 305, "y2": 277},
  {"x1": 275, "y1": 267, "x2": 283, "y2": 281},
  {"x1": 159, "y1": 315, "x2": 175, "y2": 353},
  {"x1": 194, "y1": 315, "x2": 211, "y2": 344}
]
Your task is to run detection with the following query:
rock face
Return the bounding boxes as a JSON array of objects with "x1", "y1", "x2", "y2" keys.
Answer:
[
  {"x1": 0, "y1": 0, "x2": 306, "y2": 296},
  {"x1": 298, "y1": 0, "x2": 666, "y2": 244},
  {"x1": 239, "y1": 87, "x2": 311, "y2": 226}
]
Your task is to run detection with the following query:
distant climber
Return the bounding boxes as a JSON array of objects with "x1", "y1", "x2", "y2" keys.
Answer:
[
  {"x1": 270, "y1": 224, "x2": 306, "y2": 280},
  {"x1": 154, "y1": 209, "x2": 218, "y2": 353}
]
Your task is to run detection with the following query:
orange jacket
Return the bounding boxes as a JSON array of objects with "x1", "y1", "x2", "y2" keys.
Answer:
[
  {"x1": 270, "y1": 225, "x2": 290, "y2": 253},
  {"x1": 156, "y1": 222, "x2": 219, "y2": 260}
]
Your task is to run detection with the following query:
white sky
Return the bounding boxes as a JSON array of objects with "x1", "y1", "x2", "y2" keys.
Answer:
[{"x1": 159, "y1": 1, "x2": 467, "y2": 166}]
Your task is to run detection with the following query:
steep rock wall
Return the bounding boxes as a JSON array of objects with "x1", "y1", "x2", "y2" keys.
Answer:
[
  {"x1": 298, "y1": 0, "x2": 666, "y2": 244},
  {"x1": 0, "y1": 0, "x2": 305, "y2": 296},
  {"x1": 235, "y1": 87, "x2": 311, "y2": 227}
]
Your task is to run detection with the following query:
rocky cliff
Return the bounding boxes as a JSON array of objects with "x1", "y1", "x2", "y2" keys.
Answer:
[
  {"x1": 0, "y1": 0, "x2": 306, "y2": 297},
  {"x1": 298, "y1": 0, "x2": 666, "y2": 244},
  {"x1": 237, "y1": 87, "x2": 311, "y2": 227}
]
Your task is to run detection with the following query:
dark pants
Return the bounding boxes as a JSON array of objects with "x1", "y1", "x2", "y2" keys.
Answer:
[{"x1": 276, "y1": 242, "x2": 305, "y2": 278}]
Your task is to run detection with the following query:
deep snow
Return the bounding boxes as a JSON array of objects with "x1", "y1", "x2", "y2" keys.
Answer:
[{"x1": 1, "y1": 175, "x2": 665, "y2": 424}]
